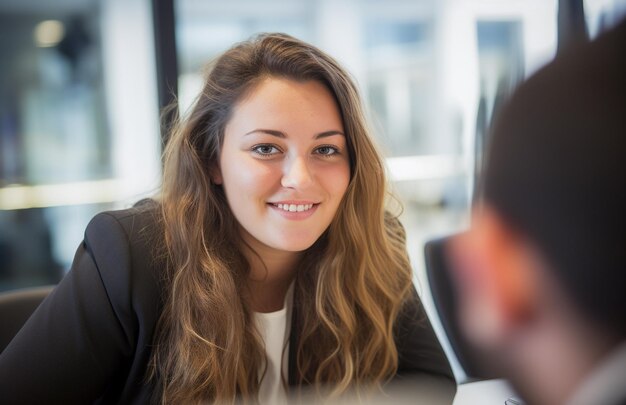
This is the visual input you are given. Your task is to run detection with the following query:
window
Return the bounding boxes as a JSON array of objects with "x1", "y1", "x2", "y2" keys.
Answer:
[{"x1": 0, "y1": 0, "x2": 161, "y2": 289}]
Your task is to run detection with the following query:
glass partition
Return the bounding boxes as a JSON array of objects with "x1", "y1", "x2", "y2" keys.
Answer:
[{"x1": 0, "y1": 0, "x2": 161, "y2": 289}]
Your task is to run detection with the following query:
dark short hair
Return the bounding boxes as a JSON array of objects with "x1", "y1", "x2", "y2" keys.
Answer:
[{"x1": 483, "y1": 20, "x2": 626, "y2": 337}]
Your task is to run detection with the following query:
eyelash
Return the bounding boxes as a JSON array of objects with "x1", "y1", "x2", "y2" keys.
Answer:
[{"x1": 250, "y1": 144, "x2": 341, "y2": 158}]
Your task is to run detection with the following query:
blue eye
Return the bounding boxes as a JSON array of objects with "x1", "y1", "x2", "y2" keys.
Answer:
[
  {"x1": 315, "y1": 145, "x2": 339, "y2": 156},
  {"x1": 252, "y1": 144, "x2": 281, "y2": 156}
]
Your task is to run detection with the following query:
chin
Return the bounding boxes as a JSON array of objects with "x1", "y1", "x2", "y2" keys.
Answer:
[
  {"x1": 270, "y1": 235, "x2": 320, "y2": 252},
  {"x1": 270, "y1": 229, "x2": 324, "y2": 252},
  {"x1": 274, "y1": 240, "x2": 317, "y2": 252}
]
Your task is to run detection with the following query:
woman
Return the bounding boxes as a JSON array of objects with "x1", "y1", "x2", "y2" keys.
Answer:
[{"x1": 0, "y1": 33, "x2": 455, "y2": 404}]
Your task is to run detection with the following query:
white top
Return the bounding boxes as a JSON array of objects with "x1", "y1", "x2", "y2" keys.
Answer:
[
  {"x1": 566, "y1": 341, "x2": 626, "y2": 405},
  {"x1": 254, "y1": 284, "x2": 293, "y2": 404}
]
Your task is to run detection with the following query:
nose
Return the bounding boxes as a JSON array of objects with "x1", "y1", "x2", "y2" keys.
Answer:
[{"x1": 281, "y1": 156, "x2": 314, "y2": 189}]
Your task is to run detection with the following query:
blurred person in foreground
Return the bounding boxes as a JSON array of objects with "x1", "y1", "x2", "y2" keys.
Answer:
[
  {"x1": 0, "y1": 33, "x2": 455, "y2": 404},
  {"x1": 449, "y1": 19, "x2": 626, "y2": 405}
]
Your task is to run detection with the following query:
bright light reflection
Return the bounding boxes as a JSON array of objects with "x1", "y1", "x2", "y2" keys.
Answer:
[
  {"x1": 386, "y1": 155, "x2": 465, "y2": 182},
  {"x1": 33, "y1": 20, "x2": 65, "y2": 48},
  {"x1": 0, "y1": 179, "x2": 122, "y2": 210}
]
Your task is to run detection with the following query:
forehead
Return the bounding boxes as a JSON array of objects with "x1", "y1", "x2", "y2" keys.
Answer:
[{"x1": 226, "y1": 77, "x2": 344, "y2": 135}]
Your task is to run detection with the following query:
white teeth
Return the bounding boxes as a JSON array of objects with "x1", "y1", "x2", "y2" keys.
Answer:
[{"x1": 275, "y1": 203, "x2": 314, "y2": 212}]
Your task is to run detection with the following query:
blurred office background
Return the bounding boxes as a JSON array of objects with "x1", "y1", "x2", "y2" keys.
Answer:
[{"x1": 1, "y1": 0, "x2": 625, "y2": 380}]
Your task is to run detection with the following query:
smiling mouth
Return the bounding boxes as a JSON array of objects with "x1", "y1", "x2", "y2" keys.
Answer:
[{"x1": 271, "y1": 203, "x2": 316, "y2": 212}]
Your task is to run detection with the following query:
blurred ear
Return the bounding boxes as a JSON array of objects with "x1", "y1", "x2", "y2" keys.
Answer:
[
  {"x1": 210, "y1": 166, "x2": 223, "y2": 185},
  {"x1": 448, "y1": 206, "x2": 537, "y2": 347}
]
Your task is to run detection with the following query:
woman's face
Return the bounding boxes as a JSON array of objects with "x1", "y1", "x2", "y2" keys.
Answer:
[{"x1": 215, "y1": 77, "x2": 350, "y2": 257}]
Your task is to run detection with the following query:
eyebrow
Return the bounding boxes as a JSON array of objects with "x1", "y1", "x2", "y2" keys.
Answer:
[{"x1": 244, "y1": 129, "x2": 345, "y2": 139}]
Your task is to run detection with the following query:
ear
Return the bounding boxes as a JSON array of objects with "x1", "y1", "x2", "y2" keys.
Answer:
[
  {"x1": 448, "y1": 206, "x2": 537, "y2": 347},
  {"x1": 210, "y1": 166, "x2": 223, "y2": 185}
]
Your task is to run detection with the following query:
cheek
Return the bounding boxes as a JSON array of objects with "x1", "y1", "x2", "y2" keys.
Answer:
[
  {"x1": 221, "y1": 157, "x2": 277, "y2": 192},
  {"x1": 324, "y1": 164, "x2": 351, "y2": 199}
]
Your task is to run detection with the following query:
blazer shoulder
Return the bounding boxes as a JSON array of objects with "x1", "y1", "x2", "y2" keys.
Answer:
[
  {"x1": 86, "y1": 200, "x2": 163, "y2": 260},
  {"x1": 87, "y1": 199, "x2": 162, "y2": 238},
  {"x1": 84, "y1": 199, "x2": 166, "y2": 326}
]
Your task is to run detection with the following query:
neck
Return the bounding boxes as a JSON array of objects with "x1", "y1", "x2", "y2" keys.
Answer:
[
  {"x1": 509, "y1": 311, "x2": 616, "y2": 405},
  {"x1": 242, "y1": 244, "x2": 301, "y2": 313}
]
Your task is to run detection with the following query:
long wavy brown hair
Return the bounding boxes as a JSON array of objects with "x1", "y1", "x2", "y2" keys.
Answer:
[{"x1": 149, "y1": 33, "x2": 413, "y2": 403}]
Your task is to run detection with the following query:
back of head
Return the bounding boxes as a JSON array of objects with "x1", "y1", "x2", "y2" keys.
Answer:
[{"x1": 483, "y1": 20, "x2": 626, "y2": 338}]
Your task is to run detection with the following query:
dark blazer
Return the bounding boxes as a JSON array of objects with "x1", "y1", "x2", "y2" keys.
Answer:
[{"x1": 0, "y1": 202, "x2": 456, "y2": 404}]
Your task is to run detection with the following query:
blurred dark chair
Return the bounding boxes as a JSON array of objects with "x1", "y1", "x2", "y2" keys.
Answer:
[
  {"x1": 0, "y1": 285, "x2": 54, "y2": 353},
  {"x1": 424, "y1": 235, "x2": 498, "y2": 382}
]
